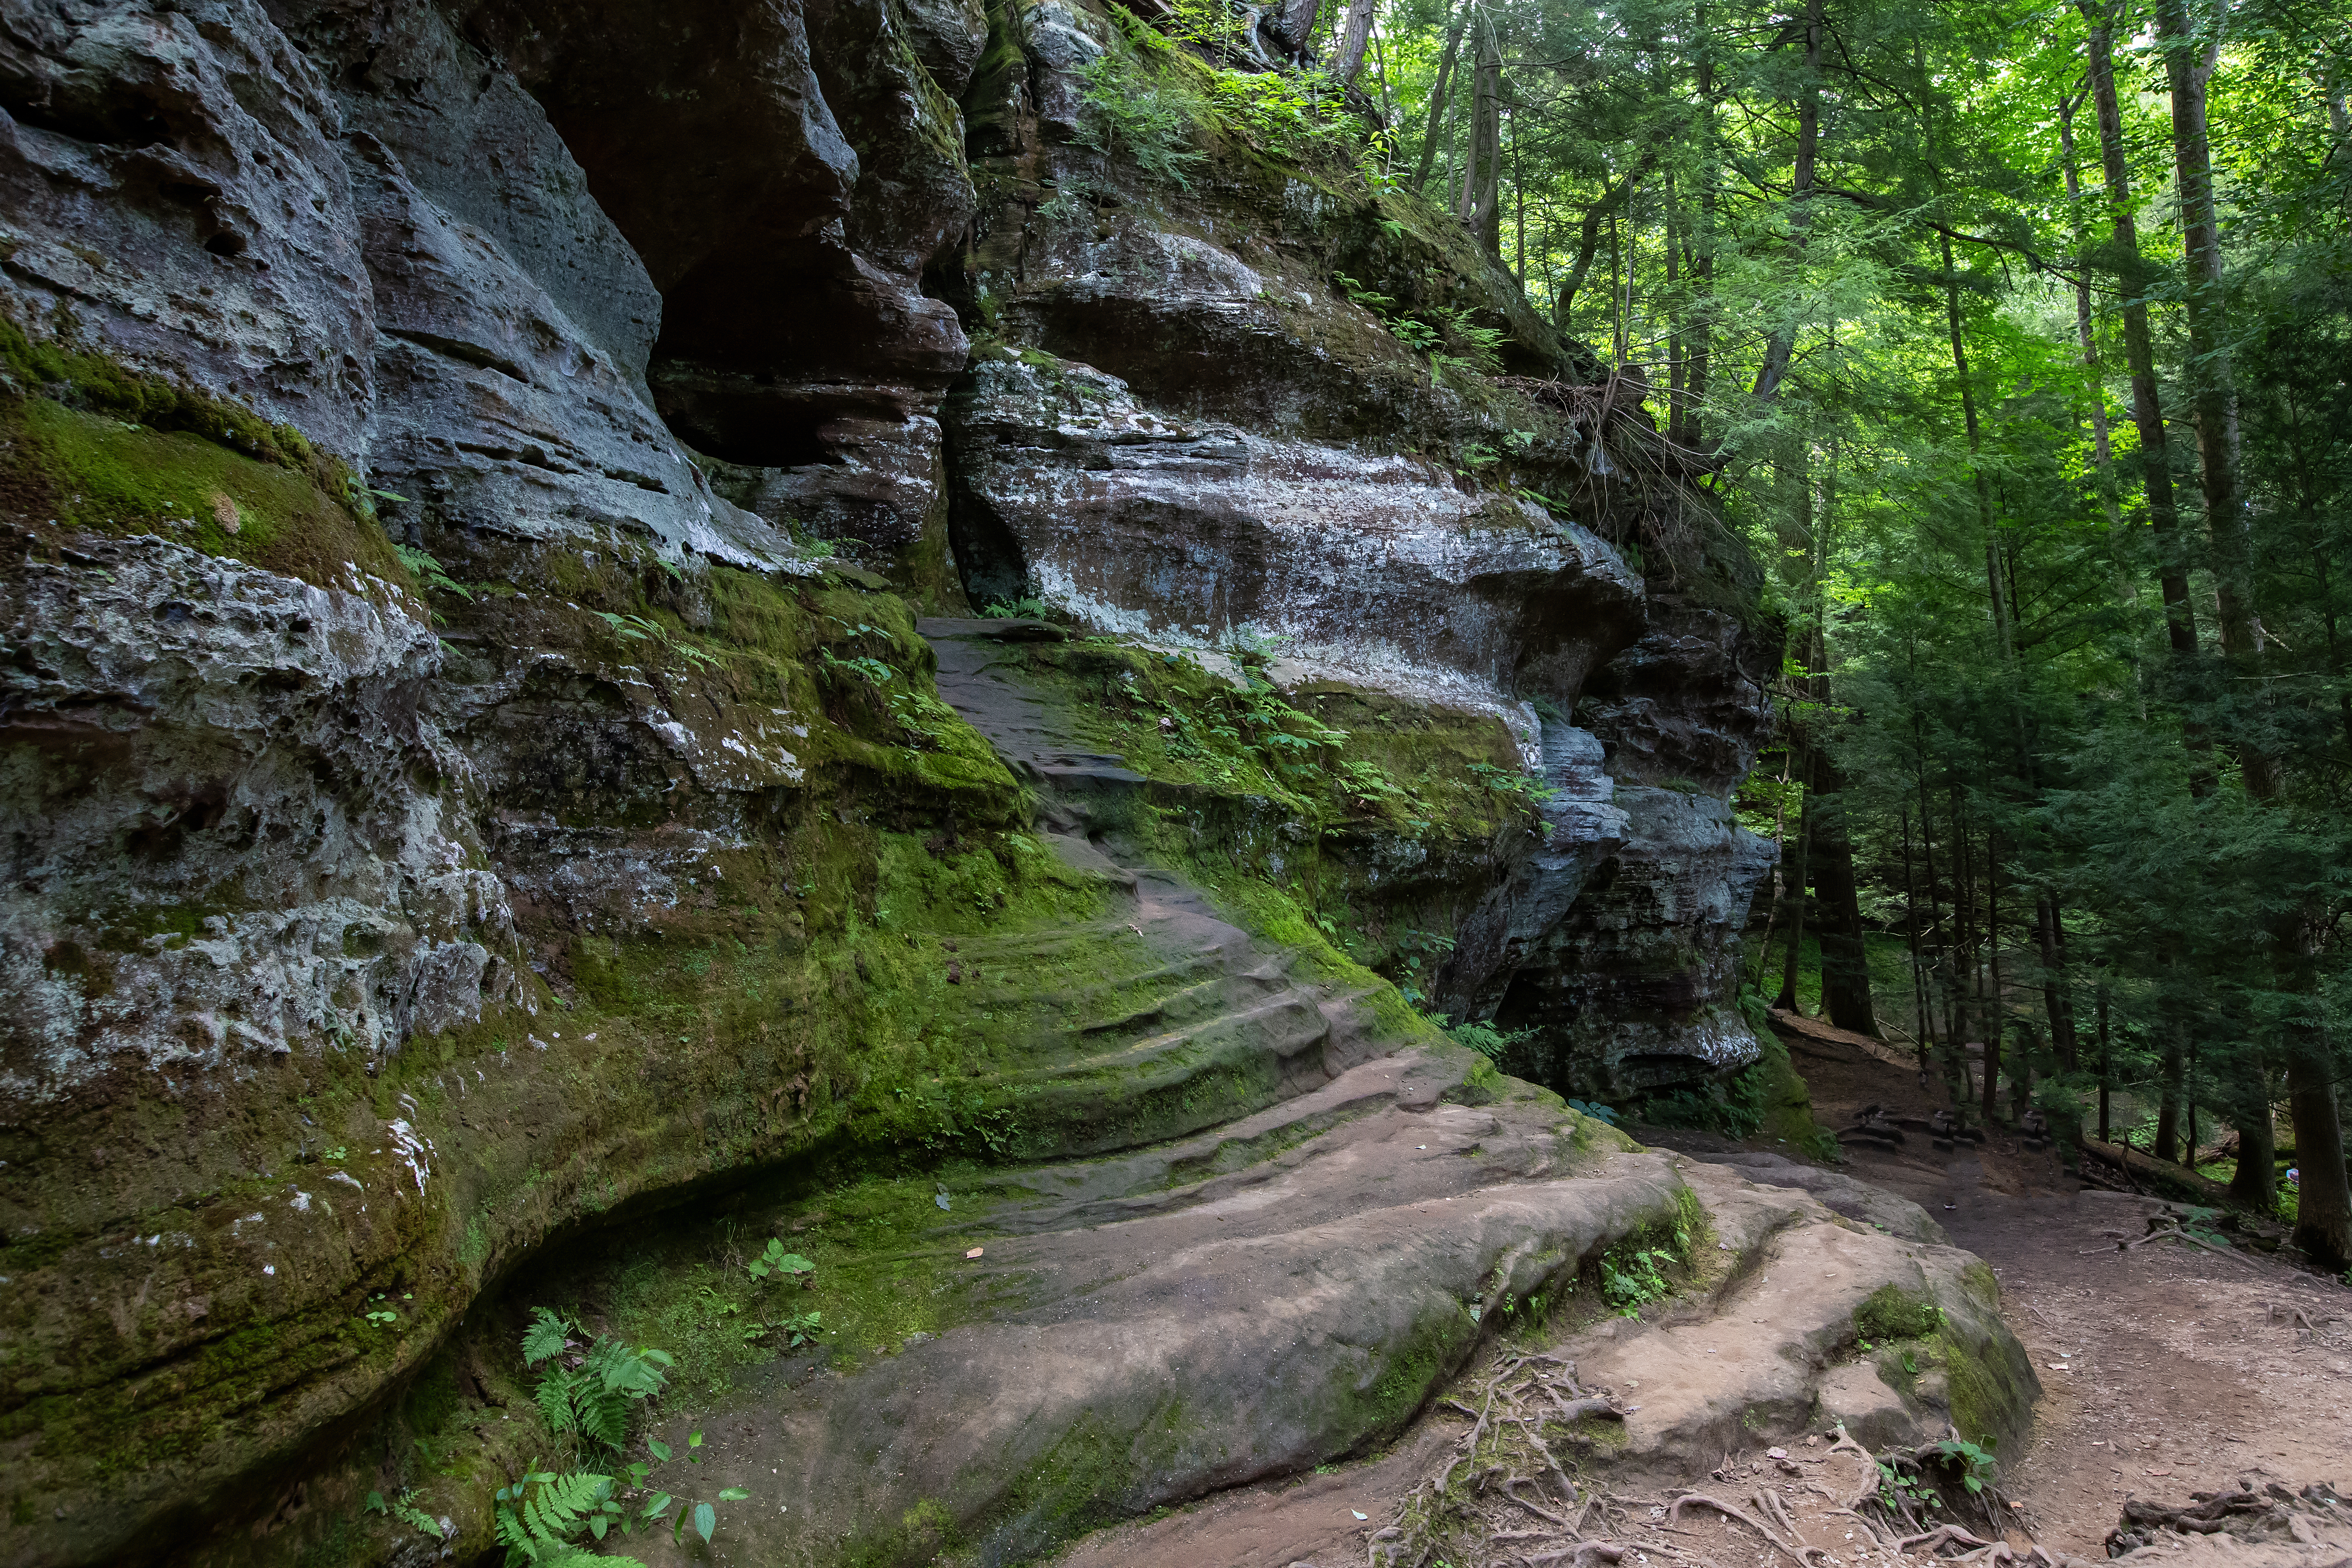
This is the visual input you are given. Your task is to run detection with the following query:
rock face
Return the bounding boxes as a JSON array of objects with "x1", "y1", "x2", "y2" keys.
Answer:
[{"x1": 0, "y1": 3, "x2": 1831, "y2": 1567}]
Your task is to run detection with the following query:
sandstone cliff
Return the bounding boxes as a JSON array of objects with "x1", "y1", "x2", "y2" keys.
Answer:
[{"x1": 0, "y1": 5, "x2": 2008, "y2": 1567}]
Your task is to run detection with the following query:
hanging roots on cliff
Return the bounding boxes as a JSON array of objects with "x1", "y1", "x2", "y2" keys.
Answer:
[{"x1": 1491, "y1": 370, "x2": 1712, "y2": 585}]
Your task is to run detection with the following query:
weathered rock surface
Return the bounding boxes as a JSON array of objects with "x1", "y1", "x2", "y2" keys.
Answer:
[{"x1": 0, "y1": 2, "x2": 1903, "y2": 1566}]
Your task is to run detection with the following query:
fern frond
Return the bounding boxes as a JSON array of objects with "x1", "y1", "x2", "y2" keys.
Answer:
[
  {"x1": 578, "y1": 1385, "x2": 631, "y2": 1449},
  {"x1": 534, "y1": 1371, "x2": 581, "y2": 1437},
  {"x1": 522, "y1": 1307, "x2": 572, "y2": 1366},
  {"x1": 521, "y1": 1471, "x2": 611, "y2": 1545}
]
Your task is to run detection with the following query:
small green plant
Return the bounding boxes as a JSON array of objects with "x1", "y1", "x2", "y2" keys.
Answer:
[
  {"x1": 1600, "y1": 1244, "x2": 1673, "y2": 1315},
  {"x1": 817, "y1": 647, "x2": 897, "y2": 685},
  {"x1": 1930, "y1": 1434, "x2": 1999, "y2": 1496},
  {"x1": 776, "y1": 1309, "x2": 825, "y2": 1348},
  {"x1": 1565, "y1": 1097, "x2": 1620, "y2": 1125},
  {"x1": 523, "y1": 1308, "x2": 674, "y2": 1451},
  {"x1": 395, "y1": 544, "x2": 473, "y2": 600},
  {"x1": 1445, "y1": 1017, "x2": 1536, "y2": 1062},
  {"x1": 1876, "y1": 1457, "x2": 1943, "y2": 1517},
  {"x1": 746, "y1": 1239, "x2": 816, "y2": 1285},
  {"x1": 1074, "y1": 52, "x2": 1205, "y2": 188},
  {"x1": 594, "y1": 610, "x2": 721, "y2": 670},
  {"x1": 494, "y1": 1470, "x2": 632, "y2": 1565},
  {"x1": 981, "y1": 594, "x2": 1052, "y2": 619},
  {"x1": 365, "y1": 1487, "x2": 442, "y2": 1541},
  {"x1": 1467, "y1": 761, "x2": 1557, "y2": 804}
]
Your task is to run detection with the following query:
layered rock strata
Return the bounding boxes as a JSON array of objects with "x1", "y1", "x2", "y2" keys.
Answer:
[{"x1": 0, "y1": 2, "x2": 1821, "y2": 1565}]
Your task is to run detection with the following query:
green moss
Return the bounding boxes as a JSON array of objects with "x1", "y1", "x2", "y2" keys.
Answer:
[
  {"x1": 0, "y1": 394, "x2": 410, "y2": 593},
  {"x1": 0, "y1": 315, "x2": 330, "y2": 474},
  {"x1": 1855, "y1": 1284, "x2": 1942, "y2": 1345}
]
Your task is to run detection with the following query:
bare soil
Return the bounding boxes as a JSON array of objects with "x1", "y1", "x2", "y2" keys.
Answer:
[
  {"x1": 1753, "y1": 1012, "x2": 2352, "y2": 1557},
  {"x1": 1045, "y1": 1013, "x2": 2352, "y2": 1568}
]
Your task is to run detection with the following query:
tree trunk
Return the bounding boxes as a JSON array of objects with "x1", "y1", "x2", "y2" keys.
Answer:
[
  {"x1": 1330, "y1": 0, "x2": 1376, "y2": 88},
  {"x1": 1410, "y1": 5, "x2": 1467, "y2": 192},
  {"x1": 2155, "y1": 0, "x2": 2271, "y2": 794},
  {"x1": 1775, "y1": 789, "x2": 1814, "y2": 1013},
  {"x1": 2155, "y1": 1036, "x2": 2184, "y2": 1164},
  {"x1": 2287, "y1": 1047, "x2": 2352, "y2": 1268},
  {"x1": 1468, "y1": 23, "x2": 1503, "y2": 258},
  {"x1": 1938, "y1": 227, "x2": 2014, "y2": 664},
  {"x1": 2226, "y1": 1064, "x2": 2275, "y2": 1214},
  {"x1": 1900, "y1": 801, "x2": 1931, "y2": 1071},
  {"x1": 2078, "y1": 2, "x2": 2202, "y2": 671},
  {"x1": 2154, "y1": 0, "x2": 2347, "y2": 1246},
  {"x1": 2095, "y1": 979, "x2": 2112, "y2": 1143},
  {"x1": 2035, "y1": 896, "x2": 2078, "y2": 1070},
  {"x1": 1749, "y1": 0, "x2": 1821, "y2": 404},
  {"x1": 1981, "y1": 828, "x2": 2003, "y2": 1125},
  {"x1": 1811, "y1": 753, "x2": 1877, "y2": 1036},
  {"x1": 1273, "y1": 0, "x2": 1322, "y2": 58}
]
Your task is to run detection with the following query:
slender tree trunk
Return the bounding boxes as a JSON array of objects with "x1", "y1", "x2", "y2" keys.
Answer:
[
  {"x1": 1410, "y1": 5, "x2": 1467, "y2": 193},
  {"x1": 1951, "y1": 787, "x2": 1976, "y2": 1102},
  {"x1": 1466, "y1": 21, "x2": 1504, "y2": 256},
  {"x1": 2155, "y1": 1036, "x2": 2184, "y2": 1164},
  {"x1": 1775, "y1": 789, "x2": 1814, "y2": 1013},
  {"x1": 1666, "y1": 172, "x2": 1685, "y2": 439},
  {"x1": 1812, "y1": 751, "x2": 1877, "y2": 1036},
  {"x1": 2059, "y1": 89, "x2": 2138, "y2": 629},
  {"x1": 2079, "y1": 3, "x2": 2203, "y2": 672},
  {"x1": 2155, "y1": 0, "x2": 2272, "y2": 795},
  {"x1": 1938, "y1": 228, "x2": 2015, "y2": 663},
  {"x1": 1749, "y1": 0, "x2": 1821, "y2": 404},
  {"x1": 2226, "y1": 1070, "x2": 2277, "y2": 1214},
  {"x1": 1981, "y1": 828, "x2": 2003, "y2": 1125},
  {"x1": 2095, "y1": 979, "x2": 2112, "y2": 1143},
  {"x1": 1900, "y1": 801, "x2": 1931, "y2": 1071},
  {"x1": 1330, "y1": 0, "x2": 1377, "y2": 88},
  {"x1": 2036, "y1": 897, "x2": 2078, "y2": 1070}
]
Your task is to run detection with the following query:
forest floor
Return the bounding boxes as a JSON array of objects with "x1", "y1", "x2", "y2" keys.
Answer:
[
  {"x1": 1043, "y1": 1015, "x2": 2352, "y2": 1568},
  {"x1": 1732, "y1": 1011, "x2": 2352, "y2": 1557}
]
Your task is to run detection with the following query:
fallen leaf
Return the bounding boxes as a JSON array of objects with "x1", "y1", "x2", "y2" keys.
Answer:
[
  {"x1": 1352, "y1": 1510, "x2": 1368, "y2": 1521},
  {"x1": 2146, "y1": 1469, "x2": 2172, "y2": 1477},
  {"x1": 965, "y1": 1247, "x2": 984, "y2": 1259}
]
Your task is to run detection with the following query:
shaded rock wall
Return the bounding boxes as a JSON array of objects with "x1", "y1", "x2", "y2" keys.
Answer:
[{"x1": 0, "y1": 1, "x2": 1777, "y2": 1564}]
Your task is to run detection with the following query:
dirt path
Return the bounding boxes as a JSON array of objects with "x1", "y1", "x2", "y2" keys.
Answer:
[
  {"x1": 1729, "y1": 1013, "x2": 2352, "y2": 1556},
  {"x1": 1047, "y1": 1015, "x2": 2352, "y2": 1568}
]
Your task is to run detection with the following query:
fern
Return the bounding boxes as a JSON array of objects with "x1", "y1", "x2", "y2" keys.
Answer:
[
  {"x1": 494, "y1": 1470, "x2": 646, "y2": 1567},
  {"x1": 524, "y1": 1310, "x2": 673, "y2": 1454},
  {"x1": 522, "y1": 1307, "x2": 573, "y2": 1367}
]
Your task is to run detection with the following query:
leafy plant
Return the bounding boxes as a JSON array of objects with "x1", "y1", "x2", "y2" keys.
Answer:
[
  {"x1": 494, "y1": 1469, "x2": 634, "y2": 1566},
  {"x1": 1467, "y1": 761, "x2": 1557, "y2": 805},
  {"x1": 1565, "y1": 1097, "x2": 1621, "y2": 1125},
  {"x1": 776, "y1": 1308, "x2": 825, "y2": 1348},
  {"x1": 365, "y1": 1487, "x2": 443, "y2": 1541},
  {"x1": 1446, "y1": 1017, "x2": 1536, "y2": 1062},
  {"x1": 594, "y1": 610, "x2": 720, "y2": 670},
  {"x1": 522, "y1": 1308, "x2": 674, "y2": 1452},
  {"x1": 395, "y1": 544, "x2": 473, "y2": 600},
  {"x1": 746, "y1": 1239, "x2": 816, "y2": 1285},
  {"x1": 981, "y1": 594, "x2": 1052, "y2": 619},
  {"x1": 1074, "y1": 52, "x2": 1205, "y2": 188},
  {"x1": 1929, "y1": 1435, "x2": 1999, "y2": 1496},
  {"x1": 1600, "y1": 1244, "x2": 1673, "y2": 1314}
]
